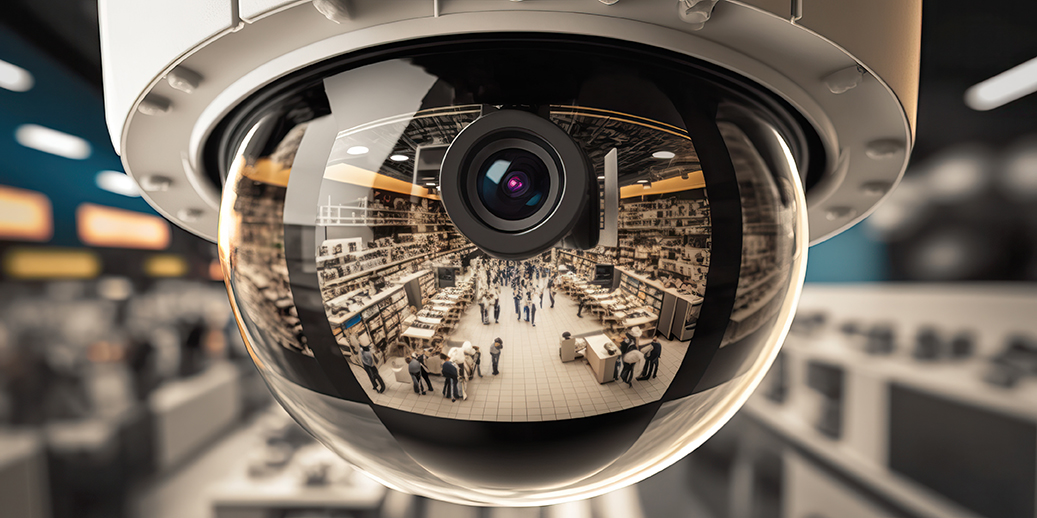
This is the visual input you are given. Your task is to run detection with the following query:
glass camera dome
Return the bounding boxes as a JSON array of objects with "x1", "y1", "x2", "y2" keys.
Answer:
[{"x1": 214, "y1": 36, "x2": 808, "y2": 506}]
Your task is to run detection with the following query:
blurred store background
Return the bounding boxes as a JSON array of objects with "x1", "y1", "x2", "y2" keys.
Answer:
[{"x1": 1, "y1": 1, "x2": 1037, "y2": 518}]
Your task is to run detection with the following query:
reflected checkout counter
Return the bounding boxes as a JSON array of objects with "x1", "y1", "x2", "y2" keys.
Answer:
[
  {"x1": 583, "y1": 335, "x2": 621, "y2": 384},
  {"x1": 561, "y1": 333, "x2": 621, "y2": 384}
]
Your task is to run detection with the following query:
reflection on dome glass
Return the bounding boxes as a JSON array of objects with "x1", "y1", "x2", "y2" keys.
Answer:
[
  {"x1": 216, "y1": 43, "x2": 805, "y2": 505},
  {"x1": 315, "y1": 103, "x2": 709, "y2": 420}
]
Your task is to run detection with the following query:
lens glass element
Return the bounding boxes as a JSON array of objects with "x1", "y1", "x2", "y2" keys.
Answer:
[{"x1": 477, "y1": 148, "x2": 549, "y2": 221}]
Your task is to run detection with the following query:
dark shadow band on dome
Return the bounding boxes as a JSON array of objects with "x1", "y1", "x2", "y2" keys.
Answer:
[
  {"x1": 658, "y1": 83, "x2": 743, "y2": 402},
  {"x1": 285, "y1": 222, "x2": 375, "y2": 402},
  {"x1": 371, "y1": 401, "x2": 661, "y2": 489}
]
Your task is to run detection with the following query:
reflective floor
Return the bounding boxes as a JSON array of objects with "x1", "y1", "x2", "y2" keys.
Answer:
[{"x1": 350, "y1": 274, "x2": 689, "y2": 421}]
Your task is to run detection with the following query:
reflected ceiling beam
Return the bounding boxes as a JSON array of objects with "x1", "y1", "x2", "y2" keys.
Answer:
[
  {"x1": 620, "y1": 171, "x2": 704, "y2": 198},
  {"x1": 325, "y1": 163, "x2": 440, "y2": 200},
  {"x1": 240, "y1": 158, "x2": 291, "y2": 187}
]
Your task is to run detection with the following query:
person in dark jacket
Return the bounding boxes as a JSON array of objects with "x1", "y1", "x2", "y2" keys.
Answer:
[
  {"x1": 638, "y1": 339, "x2": 662, "y2": 380},
  {"x1": 413, "y1": 350, "x2": 434, "y2": 391},
  {"x1": 440, "y1": 354, "x2": 459, "y2": 402},
  {"x1": 472, "y1": 346, "x2": 483, "y2": 378},
  {"x1": 490, "y1": 337, "x2": 503, "y2": 375},
  {"x1": 616, "y1": 327, "x2": 642, "y2": 382}
]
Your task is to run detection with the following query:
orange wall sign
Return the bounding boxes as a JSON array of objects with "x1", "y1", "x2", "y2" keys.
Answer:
[
  {"x1": 77, "y1": 203, "x2": 170, "y2": 249},
  {"x1": 0, "y1": 185, "x2": 53, "y2": 241}
]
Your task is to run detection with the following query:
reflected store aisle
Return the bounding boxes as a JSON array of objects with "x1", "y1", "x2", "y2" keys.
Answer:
[{"x1": 356, "y1": 273, "x2": 690, "y2": 421}]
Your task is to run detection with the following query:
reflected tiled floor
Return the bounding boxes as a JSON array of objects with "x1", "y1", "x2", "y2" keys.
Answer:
[{"x1": 354, "y1": 281, "x2": 691, "y2": 421}]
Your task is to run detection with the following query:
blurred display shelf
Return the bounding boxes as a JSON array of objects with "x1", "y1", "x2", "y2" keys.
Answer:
[
  {"x1": 149, "y1": 362, "x2": 242, "y2": 471},
  {"x1": 0, "y1": 431, "x2": 49, "y2": 518},
  {"x1": 745, "y1": 399, "x2": 985, "y2": 518},
  {"x1": 745, "y1": 284, "x2": 1037, "y2": 518},
  {"x1": 209, "y1": 444, "x2": 385, "y2": 518}
]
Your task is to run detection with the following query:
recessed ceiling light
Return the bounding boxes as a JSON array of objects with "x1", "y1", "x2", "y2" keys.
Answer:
[
  {"x1": 15, "y1": 124, "x2": 91, "y2": 160},
  {"x1": 965, "y1": 56, "x2": 1037, "y2": 111},
  {"x1": 652, "y1": 150, "x2": 676, "y2": 159},
  {"x1": 96, "y1": 170, "x2": 141, "y2": 197},
  {"x1": 425, "y1": 182, "x2": 438, "y2": 187},
  {"x1": 346, "y1": 145, "x2": 369, "y2": 155},
  {"x1": 390, "y1": 154, "x2": 409, "y2": 162},
  {"x1": 597, "y1": 175, "x2": 605, "y2": 180},
  {"x1": 637, "y1": 179, "x2": 649, "y2": 183},
  {"x1": 0, "y1": 59, "x2": 33, "y2": 92}
]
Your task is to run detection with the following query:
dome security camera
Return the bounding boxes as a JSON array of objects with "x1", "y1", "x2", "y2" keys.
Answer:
[{"x1": 100, "y1": 0, "x2": 920, "y2": 506}]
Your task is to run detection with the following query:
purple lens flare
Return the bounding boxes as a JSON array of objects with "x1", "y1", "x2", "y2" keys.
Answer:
[
  {"x1": 501, "y1": 170, "x2": 531, "y2": 199},
  {"x1": 507, "y1": 176, "x2": 525, "y2": 192}
]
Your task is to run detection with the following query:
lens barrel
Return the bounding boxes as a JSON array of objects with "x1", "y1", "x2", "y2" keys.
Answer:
[{"x1": 440, "y1": 109, "x2": 597, "y2": 259}]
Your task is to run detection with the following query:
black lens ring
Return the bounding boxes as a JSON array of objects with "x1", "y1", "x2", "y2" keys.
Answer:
[
  {"x1": 465, "y1": 136, "x2": 561, "y2": 231},
  {"x1": 440, "y1": 109, "x2": 591, "y2": 259}
]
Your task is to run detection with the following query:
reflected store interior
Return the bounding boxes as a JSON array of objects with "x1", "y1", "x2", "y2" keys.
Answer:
[{"x1": 3, "y1": 1, "x2": 1037, "y2": 518}]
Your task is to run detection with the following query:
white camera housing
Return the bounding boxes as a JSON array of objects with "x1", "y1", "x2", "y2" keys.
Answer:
[
  {"x1": 101, "y1": 0, "x2": 919, "y2": 244},
  {"x1": 100, "y1": 0, "x2": 920, "y2": 506}
]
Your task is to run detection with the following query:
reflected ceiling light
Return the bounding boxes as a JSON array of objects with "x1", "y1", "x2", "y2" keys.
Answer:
[
  {"x1": 0, "y1": 59, "x2": 33, "y2": 92},
  {"x1": 965, "y1": 56, "x2": 1037, "y2": 111},
  {"x1": 425, "y1": 182, "x2": 437, "y2": 187},
  {"x1": 0, "y1": 185, "x2": 53, "y2": 241},
  {"x1": 636, "y1": 179, "x2": 649, "y2": 183},
  {"x1": 346, "y1": 145, "x2": 369, "y2": 155},
  {"x1": 651, "y1": 150, "x2": 676, "y2": 159},
  {"x1": 15, "y1": 124, "x2": 92, "y2": 159},
  {"x1": 96, "y1": 170, "x2": 141, "y2": 197},
  {"x1": 597, "y1": 175, "x2": 605, "y2": 180},
  {"x1": 390, "y1": 154, "x2": 409, "y2": 162}
]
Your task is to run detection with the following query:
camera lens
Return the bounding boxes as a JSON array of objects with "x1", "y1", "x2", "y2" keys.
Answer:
[
  {"x1": 476, "y1": 147, "x2": 550, "y2": 221},
  {"x1": 440, "y1": 110, "x2": 592, "y2": 258},
  {"x1": 459, "y1": 133, "x2": 563, "y2": 234}
]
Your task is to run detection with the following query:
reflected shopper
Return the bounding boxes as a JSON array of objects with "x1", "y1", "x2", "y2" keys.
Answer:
[
  {"x1": 413, "y1": 350, "x2": 434, "y2": 392},
  {"x1": 490, "y1": 337, "x2": 503, "y2": 375},
  {"x1": 638, "y1": 338, "x2": 661, "y2": 380},
  {"x1": 361, "y1": 346, "x2": 386, "y2": 393},
  {"x1": 617, "y1": 327, "x2": 642, "y2": 385},
  {"x1": 440, "y1": 353, "x2": 459, "y2": 402},
  {"x1": 473, "y1": 346, "x2": 483, "y2": 377},
  {"x1": 406, "y1": 357, "x2": 425, "y2": 395}
]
